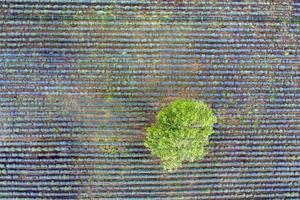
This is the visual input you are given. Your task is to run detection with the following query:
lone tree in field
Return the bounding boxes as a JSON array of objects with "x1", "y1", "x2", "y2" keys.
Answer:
[{"x1": 145, "y1": 99, "x2": 217, "y2": 171}]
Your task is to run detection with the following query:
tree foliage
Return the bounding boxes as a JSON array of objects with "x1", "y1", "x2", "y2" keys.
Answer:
[{"x1": 145, "y1": 99, "x2": 217, "y2": 171}]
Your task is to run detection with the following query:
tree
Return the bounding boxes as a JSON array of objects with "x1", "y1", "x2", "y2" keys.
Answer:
[{"x1": 145, "y1": 99, "x2": 217, "y2": 171}]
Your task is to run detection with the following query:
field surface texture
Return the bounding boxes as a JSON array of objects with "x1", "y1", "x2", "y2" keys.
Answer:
[{"x1": 0, "y1": 0, "x2": 300, "y2": 199}]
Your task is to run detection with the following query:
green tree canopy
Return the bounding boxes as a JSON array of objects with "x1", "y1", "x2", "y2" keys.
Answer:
[{"x1": 145, "y1": 99, "x2": 217, "y2": 171}]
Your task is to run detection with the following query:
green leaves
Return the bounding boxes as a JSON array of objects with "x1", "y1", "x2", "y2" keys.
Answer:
[{"x1": 145, "y1": 99, "x2": 217, "y2": 171}]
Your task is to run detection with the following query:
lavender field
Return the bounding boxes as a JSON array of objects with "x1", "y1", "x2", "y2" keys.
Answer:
[{"x1": 0, "y1": 0, "x2": 300, "y2": 199}]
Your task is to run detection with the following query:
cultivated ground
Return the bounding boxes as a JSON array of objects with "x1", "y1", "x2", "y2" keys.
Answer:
[{"x1": 0, "y1": 0, "x2": 300, "y2": 199}]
